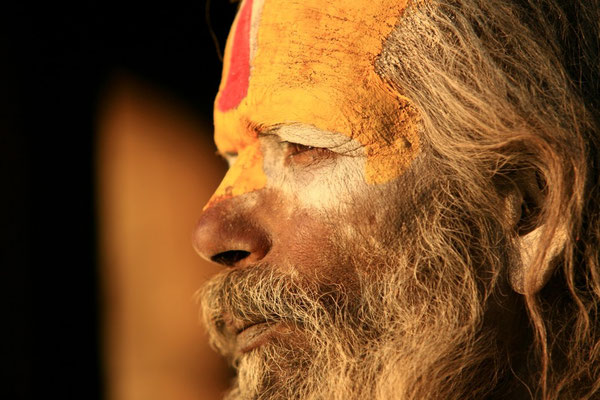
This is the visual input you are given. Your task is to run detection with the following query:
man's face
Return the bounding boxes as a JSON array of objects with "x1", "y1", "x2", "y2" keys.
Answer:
[{"x1": 195, "y1": 1, "x2": 517, "y2": 398}]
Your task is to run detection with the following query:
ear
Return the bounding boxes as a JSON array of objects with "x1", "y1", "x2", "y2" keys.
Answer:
[{"x1": 504, "y1": 169, "x2": 567, "y2": 295}]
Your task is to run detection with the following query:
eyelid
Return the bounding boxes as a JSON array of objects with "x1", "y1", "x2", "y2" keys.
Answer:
[
  {"x1": 262, "y1": 134, "x2": 332, "y2": 156},
  {"x1": 221, "y1": 123, "x2": 364, "y2": 159},
  {"x1": 259, "y1": 130, "x2": 363, "y2": 157}
]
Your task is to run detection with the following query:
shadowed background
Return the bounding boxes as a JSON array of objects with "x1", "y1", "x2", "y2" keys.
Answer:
[{"x1": 2, "y1": 1, "x2": 239, "y2": 399}]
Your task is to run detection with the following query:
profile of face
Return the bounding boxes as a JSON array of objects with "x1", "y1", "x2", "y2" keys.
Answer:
[{"x1": 193, "y1": 1, "x2": 590, "y2": 399}]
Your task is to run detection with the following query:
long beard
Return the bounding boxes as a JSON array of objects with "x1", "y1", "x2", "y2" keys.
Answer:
[{"x1": 199, "y1": 237, "x2": 509, "y2": 400}]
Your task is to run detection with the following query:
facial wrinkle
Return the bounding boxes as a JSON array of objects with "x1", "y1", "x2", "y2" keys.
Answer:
[{"x1": 208, "y1": 0, "x2": 422, "y2": 209}]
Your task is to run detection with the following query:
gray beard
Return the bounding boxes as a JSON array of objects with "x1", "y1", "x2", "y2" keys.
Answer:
[{"x1": 199, "y1": 245, "x2": 507, "y2": 400}]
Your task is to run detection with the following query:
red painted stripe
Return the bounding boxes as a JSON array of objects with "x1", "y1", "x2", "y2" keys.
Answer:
[{"x1": 217, "y1": 0, "x2": 253, "y2": 112}]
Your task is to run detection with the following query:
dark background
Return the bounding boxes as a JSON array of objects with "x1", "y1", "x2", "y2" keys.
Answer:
[{"x1": 1, "y1": 1, "x2": 238, "y2": 398}]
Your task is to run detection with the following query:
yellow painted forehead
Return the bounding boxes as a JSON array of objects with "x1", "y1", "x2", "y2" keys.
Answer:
[
  {"x1": 215, "y1": 0, "x2": 413, "y2": 140},
  {"x1": 207, "y1": 0, "x2": 420, "y2": 209}
]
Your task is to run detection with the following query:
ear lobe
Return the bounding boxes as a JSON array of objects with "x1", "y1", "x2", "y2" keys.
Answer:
[
  {"x1": 510, "y1": 225, "x2": 567, "y2": 294},
  {"x1": 505, "y1": 170, "x2": 567, "y2": 295}
]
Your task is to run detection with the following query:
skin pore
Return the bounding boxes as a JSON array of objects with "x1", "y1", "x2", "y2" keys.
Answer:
[{"x1": 194, "y1": 0, "x2": 600, "y2": 399}]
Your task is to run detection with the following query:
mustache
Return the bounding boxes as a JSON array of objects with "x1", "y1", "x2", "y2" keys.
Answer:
[{"x1": 199, "y1": 265, "x2": 355, "y2": 339}]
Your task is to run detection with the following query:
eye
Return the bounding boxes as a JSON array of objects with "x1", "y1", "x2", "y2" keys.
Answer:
[
  {"x1": 287, "y1": 142, "x2": 316, "y2": 156},
  {"x1": 283, "y1": 141, "x2": 335, "y2": 165}
]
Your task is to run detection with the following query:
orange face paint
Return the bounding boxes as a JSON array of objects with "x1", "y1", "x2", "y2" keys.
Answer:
[
  {"x1": 205, "y1": 0, "x2": 266, "y2": 209},
  {"x1": 207, "y1": 0, "x2": 421, "y2": 209}
]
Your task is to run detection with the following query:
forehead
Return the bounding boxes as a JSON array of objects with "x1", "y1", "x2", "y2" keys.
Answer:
[
  {"x1": 225, "y1": 0, "x2": 408, "y2": 93},
  {"x1": 208, "y1": 0, "x2": 421, "y2": 208},
  {"x1": 214, "y1": 0, "x2": 415, "y2": 150}
]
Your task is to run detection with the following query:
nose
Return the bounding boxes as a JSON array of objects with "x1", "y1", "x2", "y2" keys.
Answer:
[{"x1": 193, "y1": 200, "x2": 271, "y2": 268}]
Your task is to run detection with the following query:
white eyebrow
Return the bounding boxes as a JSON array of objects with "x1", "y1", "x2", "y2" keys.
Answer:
[{"x1": 273, "y1": 123, "x2": 364, "y2": 155}]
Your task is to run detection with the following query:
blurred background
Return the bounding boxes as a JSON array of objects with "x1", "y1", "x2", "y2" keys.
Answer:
[{"x1": 2, "y1": 1, "x2": 240, "y2": 399}]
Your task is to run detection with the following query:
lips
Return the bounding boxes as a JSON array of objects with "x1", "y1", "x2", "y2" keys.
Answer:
[
  {"x1": 219, "y1": 315, "x2": 275, "y2": 352},
  {"x1": 227, "y1": 316, "x2": 267, "y2": 336},
  {"x1": 236, "y1": 321, "x2": 275, "y2": 352},
  {"x1": 230, "y1": 319, "x2": 299, "y2": 354},
  {"x1": 235, "y1": 321, "x2": 262, "y2": 335}
]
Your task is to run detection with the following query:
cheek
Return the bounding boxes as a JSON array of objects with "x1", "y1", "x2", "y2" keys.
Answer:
[
  {"x1": 265, "y1": 204, "x2": 362, "y2": 285},
  {"x1": 259, "y1": 154, "x2": 404, "y2": 274},
  {"x1": 263, "y1": 190, "x2": 401, "y2": 290}
]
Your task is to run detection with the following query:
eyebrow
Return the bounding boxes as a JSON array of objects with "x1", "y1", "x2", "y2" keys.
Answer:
[{"x1": 263, "y1": 123, "x2": 363, "y2": 154}]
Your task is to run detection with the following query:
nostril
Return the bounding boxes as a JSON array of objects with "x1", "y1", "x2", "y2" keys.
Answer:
[{"x1": 211, "y1": 250, "x2": 251, "y2": 267}]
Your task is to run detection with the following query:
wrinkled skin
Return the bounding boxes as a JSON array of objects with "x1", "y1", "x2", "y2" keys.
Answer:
[
  {"x1": 194, "y1": 131, "x2": 434, "y2": 357},
  {"x1": 195, "y1": 133, "x2": 427, "y2": 281},
  {"x1": 195, "y1": 0, "x2": 426, "y2": 316},
  {"x1": 193, "y1": 0, "x2": 529, "y2": 399},
  {"x1": 194, "y1": 142, "x2": 525, "y2": 399}
]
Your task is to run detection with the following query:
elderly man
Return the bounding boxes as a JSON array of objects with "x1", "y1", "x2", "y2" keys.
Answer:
[{"x1": 193, "y1": 0, "x2": 600, "y2": 399}]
